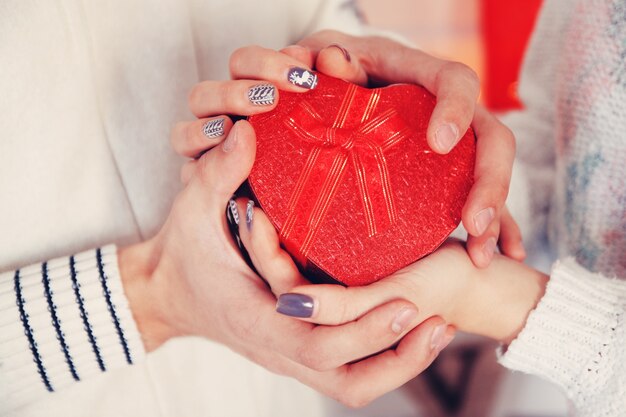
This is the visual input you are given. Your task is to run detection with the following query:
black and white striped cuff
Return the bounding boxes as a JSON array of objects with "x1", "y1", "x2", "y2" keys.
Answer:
[{"x1": 0, "y1": 245, "x2": 145, "y2": 409}]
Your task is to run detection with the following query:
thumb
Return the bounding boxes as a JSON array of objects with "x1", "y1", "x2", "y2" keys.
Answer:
[{"x1": 190, "y1": 120, "x2": 256, "y2": 209}]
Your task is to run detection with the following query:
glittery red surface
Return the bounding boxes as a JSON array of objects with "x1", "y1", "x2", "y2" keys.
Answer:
[{"x1": 248, "y1": 74, "x2": 475, "y2": 286}]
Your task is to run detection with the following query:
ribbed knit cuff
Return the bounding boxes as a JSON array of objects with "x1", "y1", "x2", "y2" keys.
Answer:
[
  {"x1": 0, "y1": 245, "x2": 145, "y2": 411},
  {"x1": 498, "y1": 257, "x2": 626, "y2": 400}
]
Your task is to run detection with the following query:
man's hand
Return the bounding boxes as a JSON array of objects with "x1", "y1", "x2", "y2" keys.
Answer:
[
  {"x1": 274, "y1": 239, "x2": 548, "y2": 346},
  {"x1": 119, "y1": 120, "x2": 452, "y2": 408},
  {"x1": 234, "y1": 206, "x2": 546, "y2": 347}
]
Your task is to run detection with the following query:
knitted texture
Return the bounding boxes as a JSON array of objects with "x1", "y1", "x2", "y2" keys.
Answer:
[
  {"x1": 548, "y1": 0, "x2": 626, "y2": 277},
  {"x1": 0, "y1": 245, "x2": 145, "y2": 412},
  {"x1": 500, "y1": 0, "x2": 626, "y2": 415},
  {"x1": 500, "y1": 259, "x2": 626, "y2": 416}
]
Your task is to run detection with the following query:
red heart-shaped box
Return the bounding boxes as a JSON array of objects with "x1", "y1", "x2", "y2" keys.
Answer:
[{"x1": 247, "y1": 74, "x2": 475, "y2": 286}]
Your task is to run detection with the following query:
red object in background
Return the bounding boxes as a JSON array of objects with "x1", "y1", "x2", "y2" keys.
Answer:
[
  {"x1": 247, "y1": 74, "x2": 475, "y2": 286},
  {"x1": 481, "y1": 0, "x2": 543, "y2": 110}
]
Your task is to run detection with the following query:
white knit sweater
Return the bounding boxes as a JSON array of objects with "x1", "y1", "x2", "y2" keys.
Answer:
[
  {"x1": 0, "y1": 1, "x2": 364, "y2": 415},
  {"x1": 499, "y1": 1, "x2": 626, "y2": 416},
  {"x1": 1, "y1": 0, "x2": 624, "y2": 416}
]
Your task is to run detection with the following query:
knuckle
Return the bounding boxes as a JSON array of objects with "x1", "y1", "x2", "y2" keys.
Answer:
[
  {"x1": 437, "y1": 62, "x2": 480, "y2": 96},
  {"x1": 295, "y1": 343, "x2": 332, "y2": 372},
  {"x1": 220, "y1": 82, "x2": 240, "y2": 110},
  {"x1": 449, "y1": 62, "x2": 479, "y2": 84},
  {"x1": 229, "y1": 47, "x2": 246, "y2": 75},
  {"x1": 195, "y1": 154, "x2": 216, "y2": 185},
  {"x1": 170, "y1": 122, "x2": 186, "y2": 150},
  {"x1": 188, "y1": 82, "x2": 208, "y2": 114},
  {"x1": 230, "y1": 45, "x2": 263, "y2": 75}
]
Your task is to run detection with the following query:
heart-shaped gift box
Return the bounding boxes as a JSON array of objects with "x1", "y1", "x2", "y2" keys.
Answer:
[{"x1": 247, "y1": 74, "x2": 475, "y2": 286}]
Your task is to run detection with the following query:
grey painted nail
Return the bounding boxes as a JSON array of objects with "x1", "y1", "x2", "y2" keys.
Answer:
[
  {"x1": 246, "y1": 200, "x2": 254, "y2": 230},
  {"x1": 288, "y1": 67, "x2": 318, "y2": 89},
  {"x1": 202, "y1": 118, "x2": 225, "y2": 138},
  {"x1": 276, "y1": 293, "x2": 314, "y2": 318},
  {"x1": 248, "y1": 84, "x2": 275, "y2": 106},
  {"x1": 227, "y1": 199, "x2": 240, "y2": 225}
]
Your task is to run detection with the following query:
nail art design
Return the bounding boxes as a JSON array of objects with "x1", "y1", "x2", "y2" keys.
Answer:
[
  {"x1": 288, "y1": 67, "x2": 318, "y2": 89},
  {"x1": 246, "y1": 200, "x2": 254, "y2": 230},
  {"x1": 276, "y1": 293, "x2": 314, "y2": 318},
  {"x1": 248, "y1": 84, "x2": 275, "y2": 106},
  {"x1": 202, "y1": 118, "x2": 225, "y2": 139},
  {"x1": 227, "y1": 199, "x2": 240, "y2": 225}
]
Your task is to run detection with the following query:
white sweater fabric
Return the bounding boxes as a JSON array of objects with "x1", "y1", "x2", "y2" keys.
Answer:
[
  {"x1": 498, "y1": 0, "x2": 626, "y2": 416},
  {"x1": 0, "y1": 1, "x2": 365, "y2": 415},
  {"x1": 1, "y1": 0, "x2": 625, "y2": 416}
]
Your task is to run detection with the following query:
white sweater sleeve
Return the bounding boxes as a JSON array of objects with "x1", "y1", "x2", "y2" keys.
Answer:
[
  {"x1": 499, "y1": 258, "x2": 626, "y2": 417},
  {"x1": 0, "y1": 245, "x2": 145, "y2": 412}
]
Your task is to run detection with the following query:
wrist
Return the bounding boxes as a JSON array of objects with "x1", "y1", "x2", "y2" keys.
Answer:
[
  {"x1": 118, "y1": 240, "x2": 175, "y2": 352},
  {"x1": 457, "y1": 255, "x2": 549, "y2": 344}
]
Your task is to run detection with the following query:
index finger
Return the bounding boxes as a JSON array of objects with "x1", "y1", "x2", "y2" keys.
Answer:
[
  {"x1": 230, "y1": 45, "x2": 320, "y2": 91},
  {"x1": 462, "y1": 106, "x2": 516, "y2": 238},
  {"x1": 301, "y1": 33, "x2": 480, "y2": 154}
]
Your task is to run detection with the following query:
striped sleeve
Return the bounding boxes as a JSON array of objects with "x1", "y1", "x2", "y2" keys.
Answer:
[{"x1": 0, "y1": 245, "x2": 145, "y2": 411}]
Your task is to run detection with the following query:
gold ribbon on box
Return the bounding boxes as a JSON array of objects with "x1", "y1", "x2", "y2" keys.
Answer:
[{"x1": 282, "y1": 84, "x2": 411, "y2": 261}]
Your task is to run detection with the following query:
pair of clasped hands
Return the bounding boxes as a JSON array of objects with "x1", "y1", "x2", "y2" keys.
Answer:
[{"x1": 119, "y1": 31, "x2": 546, "y2": 407}]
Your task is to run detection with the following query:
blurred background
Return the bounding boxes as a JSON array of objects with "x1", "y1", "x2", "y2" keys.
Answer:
[
  {"x1": 323, "y1": 1, "x2": 569, "y2": 417},
  {"x1": 359, "y1": 0, "x2": 542, "y2": 111}
]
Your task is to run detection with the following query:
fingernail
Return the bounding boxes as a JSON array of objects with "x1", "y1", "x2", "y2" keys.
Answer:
[
  {"x1": 276, "y1": 293, "x2": 314, "y2": 318},
  {"x1": 483, "y1": 237, "x2": 497, "y2": 261},
  {"x1": 202, "y1": 118, "x2": 225, "y2": 139},
  {"x1": 222, "y1": 122, "x2": 239, "y2": 152},
  {"x1": 435, "y1": 332, "x2": 455, "y2": 354},
  {"x1": 434, "y1": 123, "x2": 459, "y2": 153},
  {"x1": 430, "y1": 324, "x2": 447, "y2": 351},
  {"x1": 473, "y1": 207, "x2": 495, "y2": 235},
  {"x1": 327, "y1": 43, "x2": 351, "y2": 62},
  {"x1": 287, "y1": 67, "x2": 318, "y2": 89},
  {"x1": 391, "y1": 307, "x2": 418, "y2": 334},
  {"x1": 248, "y1": 84, "x2": 276, "y2": 106},
  {"x1": 227, "y1": 199, "x2": 240, "y2": 225},
  {"x1": 246, "y1": 200, "x2": 254, "y2": 231}
]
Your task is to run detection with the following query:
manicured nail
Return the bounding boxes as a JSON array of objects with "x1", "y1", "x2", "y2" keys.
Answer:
[
  {"x1": 435, "y1": 332, "x2": 455, "y2": 354},
  {"x1": 246, "y1": 200, "x2": 254, "y2": 231},
  {"x1": 483, "y1": 237, "x2": 497, "y2": 261},
  {"x1": 248, "y1": 84, "x2": 275, "y2": 106},
  {"x1": 473, "y1": 207, "x2": 495, "y2": 235},
  {"x1": 202, "y1": 118, "x2": 225, "y2": 139},
  {"x1": 276, "y1": 293, "x2": 314, "y2": 318},
  {"x1": 288, "y1": 67, "x2": 318, "y2": 89},
  {"x1": 430, "y1": 324, "x2": 447, "y2": 351},
  {"x1": 435, "y1": 123, "x2": 459, "y2": 153},
  {"x1": 222, "y1": 122, "x2": 239, "y2": 152},
  {"x1": 391, "y1": 307, "x2": 418, "y2": 334},
  {"x1": 327, "y1": 43, "x2": 351, "y2": 62},
  {"x1": 227, "y1": 199, "x2": 240, "y2": 225}
]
